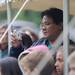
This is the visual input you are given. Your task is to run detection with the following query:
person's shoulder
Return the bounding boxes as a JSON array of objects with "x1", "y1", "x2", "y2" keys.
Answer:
[{"x1": 32, "y1": 38, "x2": 46, "y2": 46}]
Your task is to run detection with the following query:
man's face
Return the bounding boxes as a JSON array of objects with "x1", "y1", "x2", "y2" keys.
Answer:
[
  {"x1": 40, "y1": 15, "x2": 61, "y2": 39},
  {"x1": 55, "y1": 50, "x2": 64, "y2": 75},
  {"x1": 69, "y1": 63, "x2": 75, "y2": 75}
]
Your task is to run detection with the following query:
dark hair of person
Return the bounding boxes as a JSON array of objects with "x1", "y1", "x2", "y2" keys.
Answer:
[
  {"x1": 21, "y1": 33, "x2": 32, "y2": 49},
  {"x1": 41, "y1": 8, "x2": 63, "y2": 25},
  {"x1": 0, "y1": 57, "x2": 22, "y2": 75}
]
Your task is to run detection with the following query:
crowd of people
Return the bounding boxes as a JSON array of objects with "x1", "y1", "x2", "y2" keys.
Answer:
[{"x1": 0, "y1": 7, "x2": 75, "y2": 75}]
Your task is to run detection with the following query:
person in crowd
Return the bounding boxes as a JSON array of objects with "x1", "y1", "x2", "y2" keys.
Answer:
[
  {"x1": 54, "y1": 42, "x2": 75, "y2": 75},
  {"x1": 18, "y1": 45, "x2": 55, "y2": 75},
  {"x1": 0, "y1": 57, "x2": 22, "y2": 75},
  {"x1": 21, "y1": 33, "x2": 32, "y2": 49},
  {"x1": 55, "y1": 46, "x2": 64, "y2": 75},
  {"x1": 23, "y1": 29, "x2": 38, "y2": 42},
  {"x1": 32, "y1": 7, "x2": 63, "y2": 50},
  {"x1": 10, "y1": 31, "x2": 24, "y2": 58},
  {"x1": 10, "y1": 31, "x2": 32, "y2": 58},
  {"x1": 68, "y1": 51, "x2": 75, "y2": 75},
  {"x1": 0, "y1": 25, "x2": 8, "y2": 58}
]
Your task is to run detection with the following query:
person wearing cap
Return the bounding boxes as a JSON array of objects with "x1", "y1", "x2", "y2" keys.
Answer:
[{"x1": 18, "y1": 45, "x2": 55, "y2": 75}]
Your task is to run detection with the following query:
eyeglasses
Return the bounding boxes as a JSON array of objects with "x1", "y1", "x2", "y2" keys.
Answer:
[{"x1": 40, "y1": 22, "x2": 55, "y2": 28}]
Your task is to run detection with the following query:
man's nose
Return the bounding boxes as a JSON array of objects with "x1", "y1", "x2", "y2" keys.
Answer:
[
  {"x1": 55, "y1": 62, "x2": 58, "y2": 67},
  {"x1": 42, "y1": 26, "x2": 47, "y2": 31}
]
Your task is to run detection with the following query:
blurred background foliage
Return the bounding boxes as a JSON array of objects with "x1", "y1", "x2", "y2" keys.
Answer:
[{"x1": 0, "y1": 9, "x2": 41, "y2": 26}]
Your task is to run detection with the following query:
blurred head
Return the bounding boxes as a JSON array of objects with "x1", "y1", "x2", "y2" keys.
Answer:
[
  {"x1": 55, "y1": 46, "x2": 64, "y2": 75},
  {"x1": 40, "y1": 8, "x2": 63, "y2": 41},
  {"x1": 0, "y1": 57, "x2": 22, "y2": 75},
  {"x1": 21, "y1": 33, "x2": 32, "y2": 49},
  {"x1": 0, "y1": 25, "x2": 8, "y2": 50},
  {"x1": 23, "y1": 29, "x2": 38, "y2": 42},
  {"x1": 19, "y1": 46, "x2": 55, "y2": 75},
  {"x1": 68, "y1": 51, "x2": 75, "y2": 75}
]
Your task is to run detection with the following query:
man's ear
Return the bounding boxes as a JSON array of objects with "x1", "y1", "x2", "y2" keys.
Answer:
[{"x1": 59, "y1": 22, "x2": 63, "y2": 30}]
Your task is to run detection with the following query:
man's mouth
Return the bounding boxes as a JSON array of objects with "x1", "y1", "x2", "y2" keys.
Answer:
[
  {"x1": 56, "y1": 68, "x2": 61, "y2": 73},
  {"x1": 43, "y1": 31, "x2": 47, "y2": 34}
]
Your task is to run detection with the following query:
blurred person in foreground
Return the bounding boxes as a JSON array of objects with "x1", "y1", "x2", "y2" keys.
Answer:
[
  {"x1": 68, "y1": 51, "x2": 75, "y2": 75},
  {"x1": 0, "y1": 25, "x2": 8, "y2": 58},
  {"x1": 18, "y1": 45, "x2": 55, "y2": 75},
  {"x1": 0, "y1": 57, "x2": 22, "y2": 75},
  {"x1": 32, "y1": 7, "x2": 63, "y2": 50}
]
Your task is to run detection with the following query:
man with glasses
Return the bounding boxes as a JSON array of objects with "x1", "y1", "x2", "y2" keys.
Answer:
[{"x1": 32, "y1": 7, "x2": 63, "y2": 50}]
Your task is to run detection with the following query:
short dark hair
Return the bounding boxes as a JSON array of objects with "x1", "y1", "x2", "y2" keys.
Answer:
[
  {"x1": 41, "y1": 8, "x2": 63, "y2": 25},
  {"x1": 21, "y1": 33, "x2": 32, "y2": 49}
]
